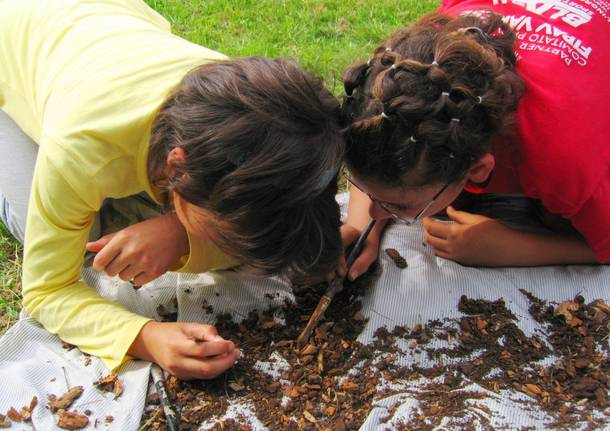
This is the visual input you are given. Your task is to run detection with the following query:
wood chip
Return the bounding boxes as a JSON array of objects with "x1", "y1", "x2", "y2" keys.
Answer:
[
  {"x1": 57, "y1": 410, "x2": 89, "y2": 430},
  {"x1": 303, "y1": 410, "x2": 317, "y2": 423},
  {"x1": 385, "y1": 248, "x2": 407, "y2": 268},
  {"x1": 6, "y1": 407, "x2": 21, "y2": 422},
  {"x1": 48, "y1": 386, "x2": 84, "y2": 413},
  {"x1": 0, "y1": 416, "x2": 10, "y2": 428},
  {"x1": 555, "y1": 300, "x2": 579, "y2": 322}
]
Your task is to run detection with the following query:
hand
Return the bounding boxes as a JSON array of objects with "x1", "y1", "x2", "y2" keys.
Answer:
[
  {"x1": 338, "y1": 223, "x2": 382, "y2": 281},
  {"x1": 129, "y1": 321, "x2": 240, "y2": 380},
  {"x1": 86, "y1": 213, "x2": 188, "y2": 285},
  {"x1": 423, "y1": 206, "x2": 514, "y2": 266}
]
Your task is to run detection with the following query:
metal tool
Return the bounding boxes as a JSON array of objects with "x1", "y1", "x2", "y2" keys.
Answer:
[
  {"x1": 296, "y1": 218, "x2": 377, "y2": 347},
  {"x1": 150, "y1": 363, "x2": 179, "y2": 431}
]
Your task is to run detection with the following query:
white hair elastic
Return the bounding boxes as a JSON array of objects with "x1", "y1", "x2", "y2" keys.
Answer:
[
  {"x1": 409, "y1": 136, "x2": 417, "y2": 143},
  {"x1": 390, "y1": 64, "x2": 397, "y2": 70},
  {"x1": 451, "y1": 118, "x2": 460, "y2": 123},
  {"x1": 381, "y1": 112, "x2": 390, "y2": 119},
  {"x1": 431, "y1": 60, "x2": 439, "y2": 66},
  {"x1": 477, "y1": 96, "x2": 483, "y2": 104},
  {"x1": 442, "y1": 91, "x2": 450, "y2": 97},
  {"x1": 449, "y1": 153, "x2": 456, "y2": 159}
]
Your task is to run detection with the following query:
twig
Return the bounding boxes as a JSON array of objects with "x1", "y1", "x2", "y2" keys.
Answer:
[{"x1": 138, "y1": 407, "x2": 162, "y2": 431}]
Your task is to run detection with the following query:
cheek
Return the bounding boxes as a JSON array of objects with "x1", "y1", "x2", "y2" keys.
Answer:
[
  {"x1": 368, "y1": 201, "x2": 393, "y2": 220},
  {"x1": 173, "y1": 194, "x2": 209, "y2": 239}
]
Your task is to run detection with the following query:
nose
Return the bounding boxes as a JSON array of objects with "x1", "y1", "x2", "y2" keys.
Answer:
[{"x1": 368, "y1": 201, "x2": 392, "y2": 221}]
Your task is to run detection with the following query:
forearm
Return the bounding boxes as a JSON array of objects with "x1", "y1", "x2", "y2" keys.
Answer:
[
  {"x1": 22, "y1": 279, "x2": 152, "y2": 369},
  {"x1": 489, "y1": 228, "x2": 600, "y2": 266}
]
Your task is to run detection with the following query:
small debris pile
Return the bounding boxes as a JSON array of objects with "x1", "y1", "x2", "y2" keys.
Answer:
[
  {"x1": 1, "y1": 373, "x2": 122, "y2": 430},
  {"x1": 385, "y1": 294, "x2": 610, "y2": 430},
  {"x1": 142, "y1": 278, "x2": 609, "y2": 431}
]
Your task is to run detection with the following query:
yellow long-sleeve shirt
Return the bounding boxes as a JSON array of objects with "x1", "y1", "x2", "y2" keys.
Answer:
[{"x1": 0, "y1": 0, "x2": 236, "y2": 370}]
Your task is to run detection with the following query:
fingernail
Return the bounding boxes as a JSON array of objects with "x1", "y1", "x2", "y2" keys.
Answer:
[{"x1": 349, "y1": 270, "x2": 359, "y2": 281}]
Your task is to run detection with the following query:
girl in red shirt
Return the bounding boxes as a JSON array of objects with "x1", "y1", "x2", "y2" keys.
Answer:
[{"x1": 341, "y1": 0, "x2": 609, "y2": 279}]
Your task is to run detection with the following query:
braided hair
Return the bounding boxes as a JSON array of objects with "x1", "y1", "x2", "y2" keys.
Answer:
[{"x1": 342, "y1": 11, "x2": 525, "y2": 187}]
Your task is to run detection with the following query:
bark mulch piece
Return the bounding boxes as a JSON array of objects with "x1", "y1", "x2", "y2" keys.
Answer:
[
  {"x1": 57, "y1": 409, "x2": 89, "y2": 430},
  {"x1": 384, "y1": 248, "x2": 407, "y2": 269},
  {"x1": 142, "y1": 280, "x2": 609, "y2": 431}
]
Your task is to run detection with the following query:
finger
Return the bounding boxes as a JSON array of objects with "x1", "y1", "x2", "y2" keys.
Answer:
[
  {"x1": 131, "y1": 272, "x2": 149, "y2": 286},
  {"x1": 178, "y1": 348, "x2": 240, "y2": 380},
  {"x1": 118, "y1": 265, "x2": 140, "y2": 282},
  {"x1": 422, "y1": 217, "x2": 450, "y2": 240},
  {"x1": 446, "y1": 206, "x2": 483, "y2": 224},
  {"x1": 91, "y1": 245, "x2": 122, "y2": 273},
  {"x1": 132, "y1": 270, "x2": 163, "y2": 286},
  {"x1": 182, "y1": 339, "x2": 236, "y2": 359},
  {"x1": 347, "y1": 243, "x2": 378, "y2": 281},
  {"x1": 182, "y1": 323, "x2": 219, "y2": 342},
  {"x1": 424, "y1": 231, "x2": 450, "y2": 254},
  {"x1": 104, "y1": 253, "x2": 131, "y2": 277},
  {"x1": 430, "y1": 248, "x2": 452, "y2": 260},
  {"x1": 86, "y1": 233, "x2": 117, "y2": 253}
]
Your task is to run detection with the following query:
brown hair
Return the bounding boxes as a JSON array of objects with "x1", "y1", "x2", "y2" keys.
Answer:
[
  {"x1": 148, "y1": 57, "x2": 344, "y2": 277},
  {"x1": 342, "y1": 11, "x2": 525, "y2": 187}
]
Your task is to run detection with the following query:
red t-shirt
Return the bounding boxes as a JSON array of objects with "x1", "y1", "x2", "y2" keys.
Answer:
[{"x1": 439, "y1": 0, "x2": 610, "y2": 262}]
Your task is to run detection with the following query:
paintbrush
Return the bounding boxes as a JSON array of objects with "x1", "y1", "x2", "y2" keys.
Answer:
[
  {"x1": 296, "y1": 218, "x2": 376, "y2": 347},
  {"x1": 150, "y1": 363, "x2": 179, "y2": 431}
]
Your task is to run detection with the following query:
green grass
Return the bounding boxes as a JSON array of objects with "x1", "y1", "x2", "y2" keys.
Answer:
[
  {"x1": 0, "y1": 0, "x2": 438, "y2": 335},
  {"x1": 0, "y1": 223, "x2": 22, "y2": 334},
  {"x1": 145, "y1": 0, "x2": 438, "y2": 94}
]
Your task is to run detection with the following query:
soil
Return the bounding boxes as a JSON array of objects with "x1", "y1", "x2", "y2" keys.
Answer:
[{"x1": 141, "y1": 272, "x2": 609, "y2": 431}]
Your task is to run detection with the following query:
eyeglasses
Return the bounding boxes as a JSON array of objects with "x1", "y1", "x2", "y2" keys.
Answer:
[{"x1": 345, "y1": 174, "x2": 450, "y2": 225}]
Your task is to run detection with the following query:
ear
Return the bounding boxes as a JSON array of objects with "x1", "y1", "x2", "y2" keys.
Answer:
[
  {"x1": 466, "y1": 153, "x2": 495, "y2": 184},
  {"x1": 165, "y1": 147, "x2": 187, "y2": 178}
]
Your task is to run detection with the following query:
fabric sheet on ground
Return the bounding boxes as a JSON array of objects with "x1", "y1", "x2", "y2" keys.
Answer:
[{"x1": 0, "y1": 195, "x2": 608, "y2": 430}]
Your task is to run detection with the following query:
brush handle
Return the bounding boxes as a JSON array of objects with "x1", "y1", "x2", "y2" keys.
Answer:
[
  {"x1": 150, "y1": 364, "x2": 179, "y2": 431},
  {"x1": 345, "y1": 218, "x2": 377, "y2": 269}
]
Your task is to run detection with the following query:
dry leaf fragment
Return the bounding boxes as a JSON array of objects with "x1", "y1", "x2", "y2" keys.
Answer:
[
  {"x1": 57, "y1": 410, "x2": 89, "y2": 430},
  {"x1": 475, "y1": 318, "x2": 488, "y2": 331},
  {"x1": 590, "y1": 299, "x2": 610, "y2": 314},
  {"x1": 340, "y1": 381, "x2": 359, "y2": 391},
  {"x1": 524, "y1": 384, "x2": 542, "y2": 395},
  {"x1": 317, "y1": 350, "x2": 324, "y2": 373},
  {"x1": 325, "y1": 405, "x2": 336, "y2": 416},
  {"x1": 6, "y1": 407, "x2": 21, "y2": 422},
  {"x1": 228, "y1": 382, "x2": 245, "y2": 392},
  {"x1": 555, "y1": 300, "x2": 579, "y2": 322},
  {"x1": 260, "y1": 320, "x2": 276, "y2": 329},
  {"x1": 303, "y1": 410, "x2": 317, "y2": 423},
  {"x1": 48, "y1": 386, "x2": 84, "y2": 413},
  {"x1": 0, "y1": 415, "x2": 10, "y2": 428},
  {"x1": 94, "y1": 374, "x2": 123, "y2": 399},
  {"x1": 300, "y1": 344, "x2": 318, "y2": 356},
  {"x1": 568, "y1": 317, "x2": 583, "y2": 327}
]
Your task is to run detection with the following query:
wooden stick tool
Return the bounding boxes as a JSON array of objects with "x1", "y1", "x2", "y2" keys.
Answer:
[
  {"x1": 150, "y1": 363, "x2": 179, "y2": 431},
  {"x1": 296, "y1": 218, "x2": 376, "y2": 347}
]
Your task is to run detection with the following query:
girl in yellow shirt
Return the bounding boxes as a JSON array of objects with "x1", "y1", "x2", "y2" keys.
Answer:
[{"x1": 0, "y1": 0, "x2": 344, "y2": 380}]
